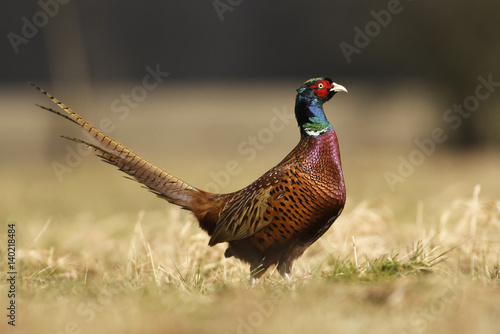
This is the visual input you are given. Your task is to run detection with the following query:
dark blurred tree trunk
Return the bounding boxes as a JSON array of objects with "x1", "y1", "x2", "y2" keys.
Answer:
[
  {"x1": 42, "y1": 2, "x2": 93, "y2": 161},
  {"x1": 442, "y1": 73, "x2": 482, "y2": 148}
]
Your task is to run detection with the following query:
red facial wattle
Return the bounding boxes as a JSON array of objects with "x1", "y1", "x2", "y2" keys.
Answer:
[{"x1": 309, "y1": 80, "x2": 332, "y2": 97}]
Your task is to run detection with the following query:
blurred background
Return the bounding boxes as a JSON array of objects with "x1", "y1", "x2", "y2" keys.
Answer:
[{"x1": 1, "y1": 0, "x2": 499, "y2": 222}]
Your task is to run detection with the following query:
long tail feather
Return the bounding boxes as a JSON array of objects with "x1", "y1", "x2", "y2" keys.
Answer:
[{"x1": 31, "y1": 82, "x2": 203, "y2": 209}]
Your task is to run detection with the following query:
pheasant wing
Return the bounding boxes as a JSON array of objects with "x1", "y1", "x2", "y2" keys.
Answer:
[{"x1": 208, "y1": 168, "x2": 287, "y2": 246}]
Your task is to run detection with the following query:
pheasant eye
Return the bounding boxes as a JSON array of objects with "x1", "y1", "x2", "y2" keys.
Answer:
[{"x1": 317, "y1": 83, "x2": 324, "y2": 89}]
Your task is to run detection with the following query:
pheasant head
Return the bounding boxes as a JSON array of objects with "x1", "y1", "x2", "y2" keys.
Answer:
[{"x1": 295, "y1": 77, "x2": 347, "y2": 138}]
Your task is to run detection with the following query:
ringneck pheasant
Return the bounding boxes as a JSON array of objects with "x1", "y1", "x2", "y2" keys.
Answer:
[{"x1": 31, "y1": 77, "x2": 347, "y2": 281}]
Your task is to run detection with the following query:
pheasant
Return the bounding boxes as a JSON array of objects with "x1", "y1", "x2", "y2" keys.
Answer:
[{"x1": 31, "y1": 77, "x2": 347, "y2": 280}]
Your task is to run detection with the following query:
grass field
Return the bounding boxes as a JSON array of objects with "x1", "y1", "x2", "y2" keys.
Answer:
[{"x1": 1, "y1": 82, "x2": 499, "y2": 333}]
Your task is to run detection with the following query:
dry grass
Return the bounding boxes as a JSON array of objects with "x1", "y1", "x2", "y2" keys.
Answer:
[{"x1": 1, "y1": 165, "x2": 500, "y2": 333}]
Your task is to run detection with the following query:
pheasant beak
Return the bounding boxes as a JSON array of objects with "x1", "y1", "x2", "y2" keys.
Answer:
[{"x1": 330, "y1": 83, "x2": 348, "y2": 93}]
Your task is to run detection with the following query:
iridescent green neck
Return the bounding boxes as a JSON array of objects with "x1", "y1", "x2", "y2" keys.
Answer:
[
  {"x1": 302, "y1": 116, "x2": 332, "y2": 137},
  {"x1": 295, "y1": 94, "x2": 332, "y2": 138}
]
